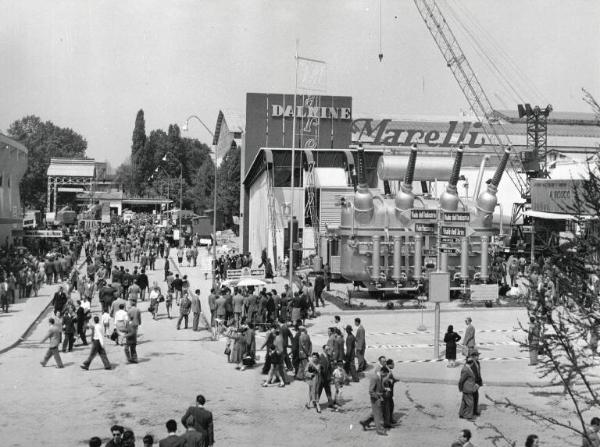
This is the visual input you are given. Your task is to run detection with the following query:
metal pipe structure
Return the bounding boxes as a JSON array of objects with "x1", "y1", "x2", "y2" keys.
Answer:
[
  {"x1": 476, "y1": 147, "x2": 511, "y2": 226},
  {"x1": 460, "y1": 237, "x2": 469, "y2": 280},
  {"x1": 439, "y1": 145, "x2": 464, "y2": 211},
  {"x1": 480, "y1": 235, "x2": 489, "y2": 280},
  {"x1": 378, "y1": 156, "x2": 454, "y2": 181},
  {"x1": 473, "y1": 155, "x2": 490, "y2": 199},
  {"x1": 371, "y1": 235, "x2": 381, "y2": 280},
  {"x1": 414, "y1": 235, "x2": 423, "y2": 280},
  {"x1": 392, "y1": 236, "x2": 402, "y2": 281}
]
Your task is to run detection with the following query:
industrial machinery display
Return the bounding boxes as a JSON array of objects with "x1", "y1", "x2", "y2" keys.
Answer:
[{"x1": 337, "y1": 145, "x2": 511, "y2": 298}]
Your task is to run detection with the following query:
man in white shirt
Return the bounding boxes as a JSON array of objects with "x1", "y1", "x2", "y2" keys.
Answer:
[
  {"x1": 114, "y1": 303, "x2": 129, "y2": 345},
  {"x1": 81, "y1": 315, "x2": 112, "y2": 370}
]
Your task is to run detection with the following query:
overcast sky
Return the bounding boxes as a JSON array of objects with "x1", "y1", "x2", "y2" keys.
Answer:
[{"x1": 2, "y1": 0, "x2": 598, "y2": 166}]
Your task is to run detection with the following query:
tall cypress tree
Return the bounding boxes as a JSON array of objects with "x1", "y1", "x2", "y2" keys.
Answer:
[{"x1": 131, "y1": 109, "x2": 146, "y2": 194}]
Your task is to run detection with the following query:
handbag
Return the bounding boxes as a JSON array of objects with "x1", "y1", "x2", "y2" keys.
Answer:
[
  {"x1": 159, "y1": 296, "x2": 165, "y2": 302},
  {"x1": 461, "y1": 345, "x2": 469, "y2": 357},
  {"x1": 224, "y1": 345, "x2": 232, "y2": 356},
  {"x1": 148, "y1": 305, "x2": 155, "y2": 313},
  {"x1": 110, "y1": 329, "x2": 119, "y2": 342}
]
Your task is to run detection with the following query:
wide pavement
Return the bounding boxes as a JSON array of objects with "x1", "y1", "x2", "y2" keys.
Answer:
[{"x1": 0, "y1": 247, "x2": 587, "y2": 446}]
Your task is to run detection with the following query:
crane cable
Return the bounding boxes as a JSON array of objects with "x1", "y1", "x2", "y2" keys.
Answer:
[{"x1": 447, "y1": 0, "x2": 546, "y2": 105}]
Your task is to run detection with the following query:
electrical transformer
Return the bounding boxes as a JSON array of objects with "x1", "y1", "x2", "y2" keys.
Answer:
[{"x1": 336, "y1": 144, "x2": 511, "y2": 298}]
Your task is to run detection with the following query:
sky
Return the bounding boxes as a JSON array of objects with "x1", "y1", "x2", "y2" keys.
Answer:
[{"x1": 1, "y1": 0, "x2": 599, "y2": 167}]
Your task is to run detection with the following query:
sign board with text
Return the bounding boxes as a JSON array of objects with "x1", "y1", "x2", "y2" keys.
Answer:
[
  {"x1": 441, "y1": 226, "x2": 467, "y2": 237},
  {"x1": 227, "y1": 268, "x2": 265, "y2": 280},
  {"x1": 428, "y1": 272, "x2": 450, "y2": 303},
  {"x1": 415, "y1": 223, "x2": 435, "y2": 233},
  {"x1": 411, "y1": 209, "x2": 437, "y2": 220},
  {"x1": 470, "y1": 284, "x2": 499, "y2": 301},
  {"x1": 531, "y1": 179, "x2": 592, "y2": 215},
  {"x1": 443, "y1": 211, "x2": 470, "y2": 224}
]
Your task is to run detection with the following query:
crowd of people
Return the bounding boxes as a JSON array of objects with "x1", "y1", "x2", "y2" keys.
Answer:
[
  {"x1": 26, "y1": 213, "x2": 600, "y2": 446},
  {"x1": 88, "y1": 394, "x2": 214, "y2": 447}
]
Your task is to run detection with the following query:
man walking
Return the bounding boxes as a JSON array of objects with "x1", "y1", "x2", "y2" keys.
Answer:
[
  {"x1": 81, "y1": 315, "x2": 112, "y2": 370},
  {"x1": 177, "y1": 292, "x2": 192, "y2": 330},
  {"x1": 190, "y1": 289, "x2": 202, "y2": 331},
  {"x1": 181, "y1": 394, "x2": 214, "y2": 447},
  {"x1": 124, "y1": 320, "x2": 138, "y2": 364},
  {"x1": 40, "y1": 318, "x2": 64, "y2": 368},
  {"x1": 359, "y1": 366, "x2": 388, "y2": 435},
  {"x1": 52, "y1": 285, "x2": 68, "y2": 315},
  {"x1": 355, "y1": 317, "x2": 367, "y2": 372}
]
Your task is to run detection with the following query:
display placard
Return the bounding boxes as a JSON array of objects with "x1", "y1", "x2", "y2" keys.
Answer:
[
  {"x1": 441, "y1": 226, "x2": 466, "y2": 237},
  {"x1": 411, "y1": 209, "x2": 437, "y2": 220},
  {"x1": 428, "y1": 272, "x2": 450, "y2": 303},
  {"x1": 227, "y1": 268, "x2": 265, "y2": 280},
  {"x1": 443, "y1": 211, "x2": 470, "y2": 223},
  {"x1": 415, "y1": 223, "x2": 435, "y2": 233},
  {"x1": 470, "y1": 284, "x2": 498, "y2": 301}
]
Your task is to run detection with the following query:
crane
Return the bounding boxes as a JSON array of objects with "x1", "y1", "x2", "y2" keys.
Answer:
[{"x1": 413, "y1": 0, "x2": 529, "y2": 197}]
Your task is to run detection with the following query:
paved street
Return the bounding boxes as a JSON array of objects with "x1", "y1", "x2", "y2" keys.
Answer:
[{"x1": 0, "y1": 247, "x2": 587, "y2": 447}]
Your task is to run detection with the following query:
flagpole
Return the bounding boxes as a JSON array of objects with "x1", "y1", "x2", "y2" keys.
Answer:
[{"x1": 289, "y1": 40, "x2": 299, "y2": 292}]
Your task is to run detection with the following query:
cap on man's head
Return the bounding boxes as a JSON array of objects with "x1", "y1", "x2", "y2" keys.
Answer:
[
  {"x1": 470, "y1": 349, "x2": 480, "y2": 356},
  {"x1": 466, "y1": 317, "x2": 472, "y2": 322},
  {"x1": 345, "y1": 325, "x2": 353, "y2": 332}
]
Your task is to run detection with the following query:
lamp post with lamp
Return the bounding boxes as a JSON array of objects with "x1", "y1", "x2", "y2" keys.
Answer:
[
  {"x1": 160, "y1": 152, "x2": 183, "y2": 245},
  {"x1": 182, "y1": 115, "x2": 217, "y2": 288}
]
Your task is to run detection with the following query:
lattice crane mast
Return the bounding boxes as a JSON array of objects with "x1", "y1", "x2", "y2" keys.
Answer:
[{"x1": 413, "y1": 0, "x2": 529, "y2": 197}]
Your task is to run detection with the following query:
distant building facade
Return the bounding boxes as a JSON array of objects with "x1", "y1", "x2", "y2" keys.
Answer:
[{"x1": 0, "y1": 134, "x2": 28, "y2": 247}]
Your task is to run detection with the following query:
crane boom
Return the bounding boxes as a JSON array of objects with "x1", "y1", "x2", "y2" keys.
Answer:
[{"x1": 413, "y1": 0, "x2": 528, "y2": 195}]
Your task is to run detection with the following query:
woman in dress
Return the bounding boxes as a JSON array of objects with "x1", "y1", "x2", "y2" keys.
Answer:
[
  {"x1": 228, "y1": 327, "x2": 248, "y2": 370},
  {"x1": 444, "y1": 325, "x2": 461, "y2": 367},
  {"x1": 305, "y1": 353, "x2": 322, "y2": 413}
]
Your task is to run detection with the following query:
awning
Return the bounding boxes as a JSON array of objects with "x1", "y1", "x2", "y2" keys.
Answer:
[{"x1": 523, "y1": 210, "x2": 593, "y2": 220}]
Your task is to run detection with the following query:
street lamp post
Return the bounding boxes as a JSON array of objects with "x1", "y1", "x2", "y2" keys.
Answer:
[
  {"x1": 161, "y1": 152, "x2": 183, "y2": 244},
  {"x1": 182, "y1": 115, "x2": 217, "y2": 288}
]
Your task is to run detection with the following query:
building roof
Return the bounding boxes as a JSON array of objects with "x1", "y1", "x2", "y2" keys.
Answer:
[
  {"x1": 47, "y1": 158, "x2": 96, "y2": 177},
  {"x1": 0, "y1": 133, "x2": 28, "y2": 155}
]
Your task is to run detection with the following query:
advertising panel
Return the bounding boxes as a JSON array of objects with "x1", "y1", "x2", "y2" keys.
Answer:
[
  {"x1": 244, "y1": 93, "x2": 353, "y2": 177},
  {"x1": 531, "y1": 179, "x2": 592, "y2": 215}
]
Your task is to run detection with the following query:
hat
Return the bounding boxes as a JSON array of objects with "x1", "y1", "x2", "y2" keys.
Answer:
[
  {"x1": 470, "y1": 349, "x2": 480, "y2": 356},
  {"x1": 345, "y1": 325, "x2": 353, "y2": 332}
]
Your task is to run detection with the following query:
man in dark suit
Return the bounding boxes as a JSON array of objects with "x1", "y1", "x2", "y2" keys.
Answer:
[
  {"x1": 181, "y1": 395, "x2": 214, "y2": 447},
  {"x1": 470, "y1": 349, "x2": 483, "y2": 416},
  {"x1": 180, "y1": 416, "x2": 205, "y2": 447},
  {"x1": 318, "y1": 345, "x2": 338, "y2": 410},
  {"x1": 359, "y1": 366, "x2": 388, "y2": 435},
  {"x1": 354, "y1": 317, "x2": 367, "y2": 372}
]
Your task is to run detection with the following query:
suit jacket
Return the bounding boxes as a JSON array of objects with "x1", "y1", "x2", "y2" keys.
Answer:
[
  {"x1": 345, "y1": 333, "x2": 356, "y2": 361},
  {"x1": 368, "y1": 373, "x2": 385, "y2": 403},
  {"x1": 355, "y1": 325, "x2": 366, "y2": 351},
  {"x1": 299, "y1": 333, "x2": 311, "y2": 360},
  {"x1": 191, "y1": 293, "x2": 201, "y2": 313},
  {"x1": 180, "y1": 429, "x2": 205, "y2": 447},
  {"x1": 458, "y1": 364, "x2": 478, "y2": 394},
  {"x1": 464, "y1": 324, "x2": 476, "y2": 348},
  {"x1": 472, "y1": 359, "x2": 483, "y2": 386},
  {"x1": 181, "y1": 406, "x2": 214, "y2": 446}
]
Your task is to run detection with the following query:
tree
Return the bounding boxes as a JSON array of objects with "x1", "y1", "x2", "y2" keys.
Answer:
[
  {"x1": 488, "y1": 164, "x2": 600, "y2": 445},
  {"x1": 7, "y1": 115, "x2": 87, "y2": 210},
  {"x1": 215, "y1": 147, "x2": 241, "y2": 230},
  {"x1": 130, "y1": 110, "x2": 146, "y2": 194}
]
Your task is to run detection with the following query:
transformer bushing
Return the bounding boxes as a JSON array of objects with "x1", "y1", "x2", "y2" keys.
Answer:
[
  {"x1": 354, "y1": 145, "x2": 374, "y2": 224},
  {"x1": 439, "y1": 145, "x2": 464, "y2": 212},
  {"x1": 395, "y1": 144, "x2": 418, "y2": 219},
  {"x1": 475, "y1": 147, "x2": 511, "y2": 228}
]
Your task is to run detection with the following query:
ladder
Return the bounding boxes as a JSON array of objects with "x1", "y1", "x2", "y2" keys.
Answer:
[
  {"x1": 266, "y1": 159, "x2": 278, "y2": 269},
  {"x1": 304, "y1": 154, "x2": 320, "y2": 257}
]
